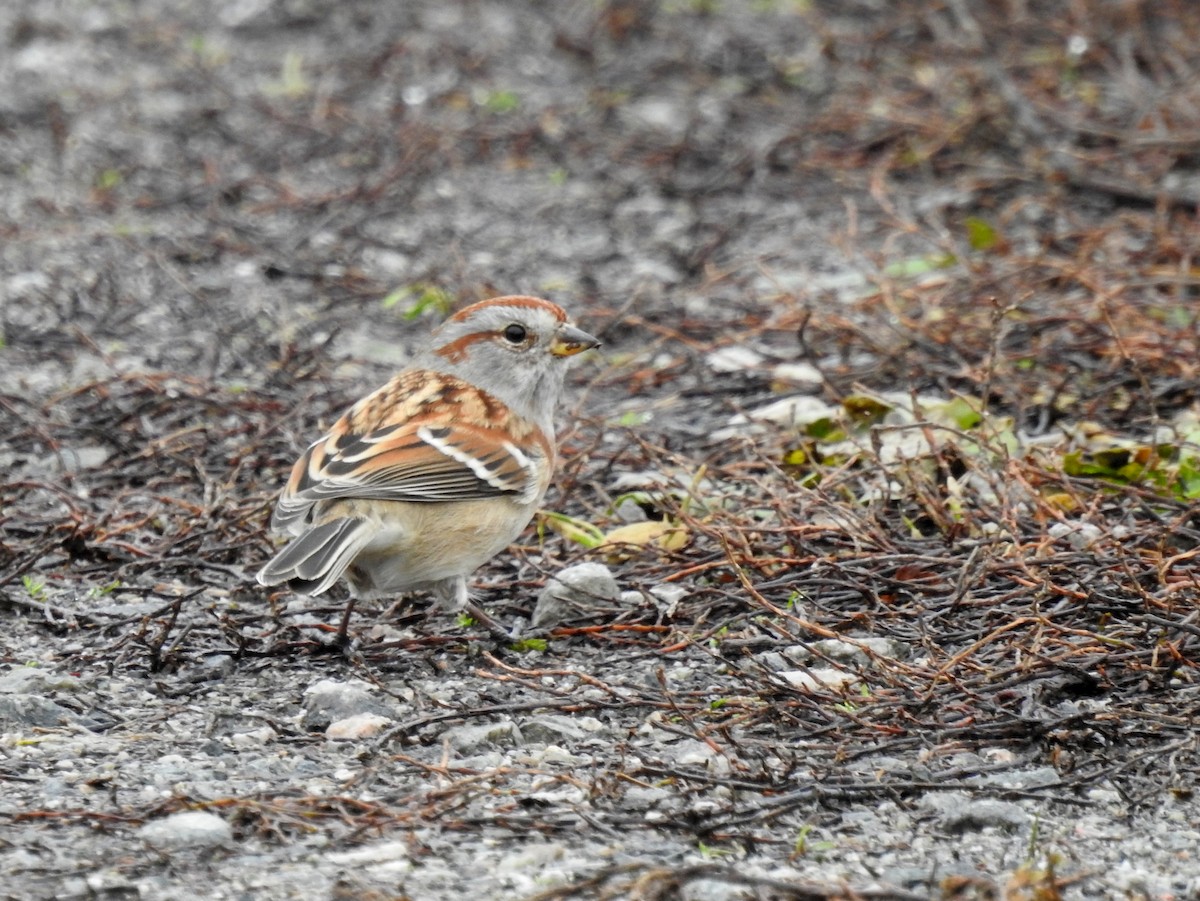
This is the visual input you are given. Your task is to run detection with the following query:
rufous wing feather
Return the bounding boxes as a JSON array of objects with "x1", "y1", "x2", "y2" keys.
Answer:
[{"x1": 269, "y1": 374, "x2": 551, "y2": 534}]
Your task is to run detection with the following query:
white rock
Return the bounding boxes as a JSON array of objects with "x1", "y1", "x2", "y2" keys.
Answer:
[
  {"x1": 0, "y1": 668, "x2": 81, "y2": 694},
  {"x1": 1048, "y1": 521, "x2": 1103, "y2": 550},
  {"x1": 619, "y1": 589, "x2": 646, "y2": 608},
  {"x1": 785, "y1": 637, "x2": 907, "y2": 666},
  {"x1": 747, "y1": 395, "x2": 838, "y2": 427},
  {"x1": 625, "y1": 97, "x2": 689, "y2": 138},
  {"x1": 304, "y1": 678, "x2": 375, "y2": 703},
  {"x1": 497, "y1": 841, "x2": 565, "y2": 871},
  {"x1": 326, "y1": 712, "x2": 392, "y2": 740},
  {"x1": 770, "y1": 361, "x2": 823, "y2": 386},
  {"x1": 624, "y1": 786, "x2": 672, "y2": 810},
  {"x1": 649, "y1": 584, "x2": 688, "y2": 615},
  {"x1": 534, "y1": 745, "x2": 586, "y2": 766},
  {"x1": 229, "y1": 726, "x2": 277, "y2": 747},
  {"x1": 674, "y1": 740, "x2": 716, "y2": 767},
  {"x1": 326, "y1": 840, "x2": 410, "y2": 865},
  {"x1": 776, "y1": 668, "x2": 857, "y2": 692},
  {"x1": 138, "y1": 811, "x2": 232, "y2": 849},
  {"x1": 706, "y1": 346, "x2": 764, "y2": 373}
]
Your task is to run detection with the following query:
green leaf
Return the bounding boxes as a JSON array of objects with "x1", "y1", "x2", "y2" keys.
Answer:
[
  {"x1": 541, "y1": 511, "x2": 605, "y2": 549},
  {"x1": 617, "y1": 410, "x2": 652, "y2": 427},
  {"x1": 964, "y1": 216, "x2": 999, "y2": 251},
  {"x1": 842, "y1": 394, "x2": 893, "y2": 425},
  {"x1": 803, "y1": 417, "x2": 844, "y2": 441},
  {"x1": 883, "y1": 252, "x2": 955, "y2": 278},
  {"x1": 22, "y1": 575, "x2": 46, "y2": 600},
  {"x1": 481, "y1": 90, "x2": 519, "y2": 114},
  {"x1": 782, "y1": 447, "x2": 809, "y2": 466},
  {"x1": 510, "y1": 638, "x2": 547, "y2": 653},
  {"x1": 1176, "y1": 456, "x2": 1200, "y2": 499},
  {"x1": 95, "y1": 169, "x2": 122, "y2": 191},
  {"x1": 936, "y1": 396, "x2": 983, "y2": 430},
  {"x1": 1092, "y1": 448, "x2": 1132, "y2": 471},
  {"x1": 1062, "y1": 450, "x2": 1106, "y2": 479},
  {"x1": 86, "y1": 579, "x2": 122, "y2": 599},
  {"x1": 381, "y1": 284, "x2": 454, "y2": 319}
]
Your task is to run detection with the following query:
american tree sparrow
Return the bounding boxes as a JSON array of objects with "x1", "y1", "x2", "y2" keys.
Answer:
[{"x1": 256, "y1": 296, "x2": 599, "y2": 631}]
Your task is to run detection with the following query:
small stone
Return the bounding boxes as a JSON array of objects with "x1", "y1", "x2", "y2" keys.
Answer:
[
  {"x1": 680, "y1": 874, "x2": 753, "y2": 901},
  {"x1": 302, "y1": 679, "x2": 394, "y2": 731},
  {"x1": 533, "y1": 745, "x2": 585, "y2": 766},
  {"x1": 532, "y1": 563, "x2": 620, "y2": 628},
  {"x1": 138, "y1": 811, "x2": 232, "y2": 849},
  {"x1": 619, "y1": 589, "x2": 646, "y2": 607},
  {"x1": 520, "y1": 715, "x2": 594, "y2": 744},
  {"x1": 754, "y1": 652, "x2": 790, "y2": 673},
  {"x1": 770, "y1": 362, "x2": 823, "y2": 387},
  {"x1": 706, "y1": 346, "x2": 764, "y2": 373},
  {"x1": 443, "y1": 720, "x2": 522, "y2": 753},
  {"x1": 1085, "y1": 787, "x2": 1123, "y2": 806},
  {"x1": 53, "y1": 444, "x2": 113, "y2": 473},
  {"x1": 613, "y1": 496, "x2": 649, "y2": 522},
  {"x1": 649, "y1": 584, "x2": 688, "y2": 615},
  {"x1": 0, "y1": 668, "x2": 81, "y2": 694},
  {"x1": 776, "y1": 668, "x2": 857, "y2": 692},
  {"x1": 497, "y1": 841, "x2": 565, "y2": 871},
  {"x1": 923, "y1": 793, "x2": 1028, "y2": 832},
  {"x1": 624, "y1": 97, "x2": 690, "y2": 139},
  {"x1": 1048, "y1": 521, "x2": 1103, "y2": 550},
  {"x1": 326, "y1": 840, "x2": 410, "y2": 866},
  {"x1": 195, "y1": 654, "x2": 235, "y2": 681},
  {"x1": 747, "y1": 395, "x2": 838, "y2": 427},
  {"x1": 623, "y1": 785, "x2": 672, "y2": 810},
  {"x1": 0, "y1": 695, "x2": 86, "y2": 730},
  {"x1": 814, "y1": 636, "x2": 906, "y2": 663},
  {"x1": 326, "y1": 712, "x2": 392, "y2": 740},
  {"x1": 228, "y1": 726, "x2": 276, "y2": 747}
]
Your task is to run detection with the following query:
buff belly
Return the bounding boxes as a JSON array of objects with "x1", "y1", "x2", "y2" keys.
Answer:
[{"x1": 342, "y1": 497, "x2": 536, "y2": 598}]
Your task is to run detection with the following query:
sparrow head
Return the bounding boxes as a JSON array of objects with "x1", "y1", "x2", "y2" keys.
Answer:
[{"x1": 423, "y1": 296, "x2": 599, "y2": 431}]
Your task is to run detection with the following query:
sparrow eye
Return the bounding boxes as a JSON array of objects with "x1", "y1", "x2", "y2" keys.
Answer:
[{"x1": 503, "y1": 323, "x2": 527, "y2": 344}]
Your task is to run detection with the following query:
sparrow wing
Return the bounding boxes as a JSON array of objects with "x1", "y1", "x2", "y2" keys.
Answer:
[{"x1": 270, "y1": 372, "x2": 551, "y2": 533}]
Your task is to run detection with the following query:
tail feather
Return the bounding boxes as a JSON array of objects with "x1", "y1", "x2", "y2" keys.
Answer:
[{"x1": 256, "y1": 517, "x2": 376, "y2": 597}]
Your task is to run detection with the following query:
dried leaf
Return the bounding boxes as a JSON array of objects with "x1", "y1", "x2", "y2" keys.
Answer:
[{"x1": 601, "y1": 520, "x2": 689, "y2": 561}]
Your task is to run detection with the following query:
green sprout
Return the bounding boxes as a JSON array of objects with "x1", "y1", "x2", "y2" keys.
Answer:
[
  {"x1": 380, "y1": 284, "x2": 454, "y2": 320},
  {"x1": 22, "y1": 575, "x2": 46, "y2": 600},
  {"x1": 510, "y1": 638, "x2": 548, "y2": 653}
]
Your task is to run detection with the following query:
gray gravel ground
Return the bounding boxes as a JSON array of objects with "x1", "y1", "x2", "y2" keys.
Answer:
[{"x1": 2, "y1": 2, "x2": 1199, "y2": 900}]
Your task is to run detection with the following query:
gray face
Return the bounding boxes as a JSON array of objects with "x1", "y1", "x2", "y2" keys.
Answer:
[{"x1": 419, "y1": 303, "x2": 577, "y2": 434}]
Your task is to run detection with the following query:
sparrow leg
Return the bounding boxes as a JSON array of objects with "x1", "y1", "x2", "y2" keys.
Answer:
[
  {"x1": 336, "y1": 596, "x2": 359, "y2": 644},
  {"x1": 432, "y1": 575, "x2": 512, "y2": 641},
  {"x1": 464, "y1": 600, "x2": 514, "y2": 642},
  {"x1": 434, "y1": 576, "x2": 470, "y2": 612}
]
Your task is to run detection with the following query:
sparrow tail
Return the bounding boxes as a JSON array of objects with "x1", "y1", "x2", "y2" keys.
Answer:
[{"x1": 255, "y1": 517, "x2": 376, "y2": 597}]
